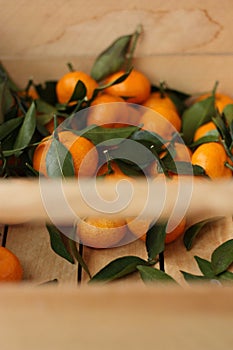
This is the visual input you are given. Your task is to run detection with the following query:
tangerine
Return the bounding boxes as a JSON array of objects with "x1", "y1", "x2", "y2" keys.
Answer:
[
  {"x1": 193, "y1": 121, "x2": 218, "y2": 142},
  {"x1": 56, "y1": 71, "x2": 98, "y2": 104},
  {"x1": 104, "y1": 69, "x2": 151, "y2": 104},
  {"x1": 143, "y1": 91, "x2": 177, "y2": 112},
  {"x1": 0, "y1": 247, "x2": 23, "y2": 282},
  {"x1": 191, "y1": 142, "x2": 232, "y2": 179},
  {"x1": 87, "y1": 93, "x2": 129, "y2": 128},
  {"x1": 33, "y1": 131, "x2": 98, "y2": 177},
  {"x1": 77, "y1": 217, "x2": 127, "y2": 248}
]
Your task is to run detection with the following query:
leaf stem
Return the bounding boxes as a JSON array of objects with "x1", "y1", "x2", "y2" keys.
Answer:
[
  {"x1": 212, "y1": 81, "x2": 219, "y2": 98},
  {"x1": 67, "y1": 62, "x2": 75, "y2": 72},
  {"x1": 125, "y1": 24, "x2": 143, "y2": 71}
]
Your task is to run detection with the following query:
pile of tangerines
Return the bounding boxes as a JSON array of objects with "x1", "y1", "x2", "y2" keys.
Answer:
[
  {"x1": 1, "y1": 30, "x2": 233, "y2": 282},
  {"x1": 31, "y1": 68, "x2": 233, "y2": 250}
]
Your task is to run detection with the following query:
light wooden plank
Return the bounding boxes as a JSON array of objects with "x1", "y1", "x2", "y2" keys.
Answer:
[
  {"x1": 1, "y1": 285, "x2": 233, "y2": 350},
  {"x1": 6, "y1": 224, "x2": 77, "y2": 284},
  {"x1": 1, "y1": 0, "x2": 233, "y2": 58}
]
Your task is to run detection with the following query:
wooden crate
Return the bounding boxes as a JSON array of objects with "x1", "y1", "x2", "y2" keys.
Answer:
[{"x1": 1, "y1": 0, "x2": 233, "y2": 285}]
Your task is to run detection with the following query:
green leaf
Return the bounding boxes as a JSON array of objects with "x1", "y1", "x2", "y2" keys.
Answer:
[
  {"x1": 189, "y1": 133, "x2": 219, "y2": 149},
  {"x1": 69, "y1": 80, "x2": 87, "y2": 102},
  {"x1": 146, "y1": 222, "x2": 167, "y2": 261},
  {"x1": 0, "y1": 62, "x2": 19, "y2": 92},
  {"x1": 0, "y1": 117, "x2": 23, "y2": 141},
  {"x1": 91, "y1": 35, "x2": 132, "y2": 81},
  {"x1": 13, "y1": 102, "x2": 36, "y2": 156},
  {"x1": 223, "y1": 104, "x2": 233, "y2": 125},
  {"x1": 212, "y1": 114, "x2": 232, "y2": 149},
  {"x1": 218, "y1": 270, "x2": 233, "y2": 282},
  {"x1": 130, "y1": 129, "x2": 165, "y2": 153},
  {"x1": 35, "y1": 99, "x2": 57, "y2": 114},
  {"x1": 137, "y1": 265, "x2": 178, "y2": 284},
  {"x1": 180, "y1": 270, "x2": 209, "y2": 282},
  {"x1": 0, "y1": 80, "x2": 14, "y2": 123},
  {"x1": 69, "y1": 239, "x2": 91, "y2": 278},
  {"x1": 46, "y1": 224, "x2": 75, "y2": 264},
  {"x1": 182, "y1": 96, "x2": 215, "y2": 144},
  {"x1": 183, "y1": 217, "x2": 221, "y2": 250},
  {"x1": 211, "y1": 239, "x2": 233, "y2": 275},
  {"x1": 89, "y1": 256, "x2": 149, "y2": 284},
  {"x1": 70, "y1": 124, "x2": 140, "y2": 146},
  {"x1": 46, "y1": 137, "x2": 75, "y2": 178},
  {"x1": 194, "y1": 256, "x2": 215, "y2": 278}
]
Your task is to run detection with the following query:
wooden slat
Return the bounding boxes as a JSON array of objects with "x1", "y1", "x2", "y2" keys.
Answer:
[
  {"x1": 1, "y1": 285, "x2": 233, "y2": 350},
  {"x1": 1, "y1": 0, "x2": 233, "y2": 58},
  {"x1": 5, "y1": 224, "x2": 78, "y2": 284}
]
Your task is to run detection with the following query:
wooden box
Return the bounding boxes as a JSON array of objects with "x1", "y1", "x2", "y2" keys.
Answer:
[{"x1": 1, "y1": 1, "x2": 233, "y2": 348}]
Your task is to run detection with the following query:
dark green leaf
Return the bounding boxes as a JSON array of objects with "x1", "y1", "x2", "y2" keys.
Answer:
[
  {"x1": 130, "y1": 130, "x2": 165, "y2": 153},
  {"x1": 223, "y1": 104, "x2": 233, "y2": 125},
  {"x1": 13, "y1": 102, "x2": 36, "y2": 156},
  {"x1": 211, "y1": 239, "x2": 233, "y2": 275},
  {"x1": 46, "y1": 137, "x2": 75, "y2": 178},
  {"x1": 91, "y1": 69, "x2": 133, "y2": 101},
  {"x1": 212, "y1": 114, "x2": 232, "y2": 149},
  {"x1": 183, "y1": 217, "x2": 221, "y2": 250},
  {"x1": 35, "y1": 80, "x2": 58, "y2": 105},
  {"x1": 69, "y1": 239, "x2": 91, "y2": 278},
  {"x1": 70, "y1": 124, "x2": 140, "y2": 146},
  {"x1": 189, "y1": 133, "x2": 219, "y2": 149},
  {"x1": 0, "y1": 62, "x2": 19, "y2": 91},
  {"x1": 182, "y1": 96, "x2": 215, "y2": 144},
  {"x1": 0, "y1": 117, "x2": 23, "y2": 141},
  {"x1": 180, "y1": 270, "x2": 209, "y2": 282},
  {"x1": 137, "y1": 265, "x2": 178, "y2": 284},
  {"x1": 218, "y1": 270, "x2": 233, "y2": 281},
  {"x1": 0, "y1": 80, "x2": 15, "y2": 123},
  {"x1": 115, "y1": 159, "x2": 144, "y2": 176},
  {"x1": 89, "y1": 256, "x2": 149, "y2": 284},
  {"x1": 194, "y1": 256, "x2": 215, "y2": 278},
  {"x1": 69, "y1": 80, "x2": 87, "y2": 102},
  {"x1": 35, "y1": 99, "x2": 57, "y2": 114},
  {"x1": 146, "y1": 222, "x2": 167, "y2": 261},
  {"x1": 46, "y1": 224, "x2": 75, "y2": 264},
  {"x1": 91, "y1": 35, "x2": 132, "y2": 81}
]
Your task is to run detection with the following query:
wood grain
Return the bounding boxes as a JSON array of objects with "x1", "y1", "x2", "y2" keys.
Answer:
[
  {"x1": 5, "y1": 224, "x2": 78, "y2": 284},
  {"x1": 0, "y1": 285, "x2": 233, "y2": 350}
]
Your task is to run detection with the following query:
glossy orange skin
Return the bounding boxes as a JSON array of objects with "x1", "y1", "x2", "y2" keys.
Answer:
[
  {"x1": 191, "y1": 142, "x2": 232, "y2": 179},
  {"x1": 56, "y1": 71, "x2": 98, "y2": 104},
  {"x1": 104, "y1": 69, "x2": 151, "y2": 104},
  {"x1": 193, "y1": 121, "x2": 218, "y2": 142},
  {"x1": 0, "y1": 247, "x2": 23, "y2": 282}
]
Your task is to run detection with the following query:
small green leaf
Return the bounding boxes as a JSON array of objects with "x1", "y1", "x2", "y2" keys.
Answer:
[
  {"x1": 130, "y1": 130, "x2": 165, "y2": 153},
  {"x1": 69, "y1": 239, "x2": 91, "y2": 278},
  {"x1": 46, "y1": 224, "x2": 75, "y2": 264},
  {"x1": 0, "y1": 117, "x2": 23, "y2": 141},
  {"x1": 194, "y1": 256, "x2": 215, "y2": 278},
  {"x1": 13, "y1": 102, "x2": 36, "y2": 156},
  {"x1": 35, "y1": 99, "x2": 57, "y2": 114},
  {"x1": 91, "y1": 34, "x2": 132, "y2": 81},
  {"x1": 89, "y1": 256, "x2": 149, "y2": 284},
  {"x1": 218, "y1": 270, "x2": 233, "y2": 282},
  {"x1": 189, "y1": 133, "x2": 219, "y2": 149},
  {"x1": 46, "y1": 137, "x2": 75, "y2": 178},
  {"x1": 70, "y1": 124, "x2": 140, "y2": 146},
  {"x1": 180, "y1": 270, "x2": 209, "y2": 282},
  {"x1": 211, "y1": 239, "x2": 233, "y2": 275},
  {"x1": 183, "y1": 217, "x2": 221, "y2": 250},
  {"x1": 182, "y1": 96, "x2": 215, "y2": 144},
  {"x1": 0, "y1": 80, "x2": 15, "y2": 123},
  {"x1": 0, "y1": 62, "x2": 19, "y2": 92},
  {"x1": 69, "y1": 80, "x2": 87, "y2": 102},
  {"x1": 137, "y1": 265, "x2": 178, "y2": 284},
  {"x1": 146, "y1": 222, "x2": 167, "y2": 261},
  {"x1": 212, "y1": 114, "x2": 232, "y2": 149},
  {"x1": 223, "y1": 104, "x2": 233, "y2": 125}
]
